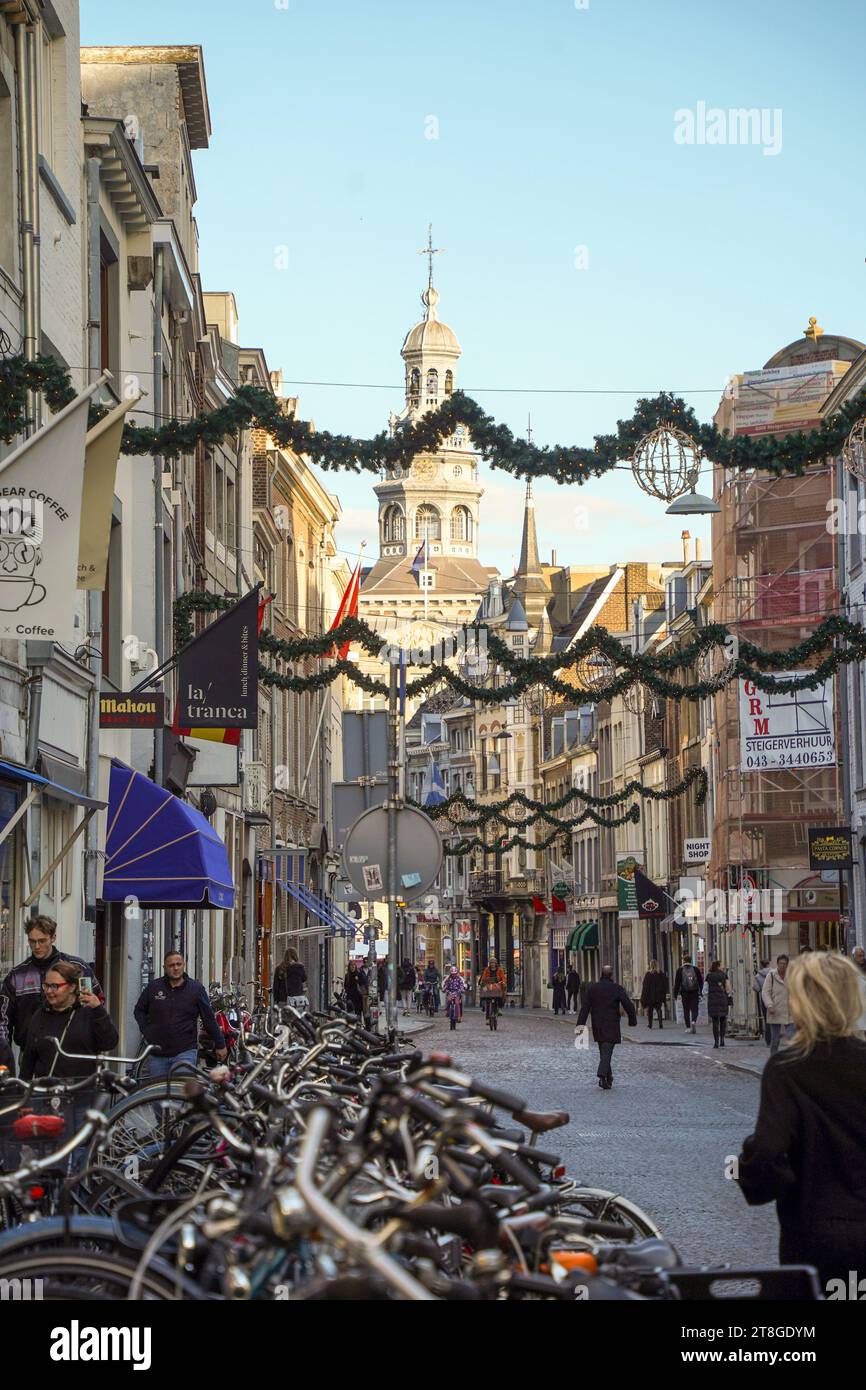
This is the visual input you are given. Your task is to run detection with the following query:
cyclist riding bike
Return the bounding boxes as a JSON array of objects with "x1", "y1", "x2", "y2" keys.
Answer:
[
  {"x1": 479, "y1": 958, "x2": 506, "y2": 1027},
  {"x1": 443, "y1": 966, "x2": 466, "y2": 1030}
]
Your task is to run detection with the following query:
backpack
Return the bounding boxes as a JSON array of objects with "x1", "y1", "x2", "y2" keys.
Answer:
[{"x1": 681, "y1": 965, "x2": 698, "y2": 993}]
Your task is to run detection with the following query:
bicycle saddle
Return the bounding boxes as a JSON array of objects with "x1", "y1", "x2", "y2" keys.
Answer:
[{"x1": 514, "y1": 1109, "x2": 570, "y2": 1134}]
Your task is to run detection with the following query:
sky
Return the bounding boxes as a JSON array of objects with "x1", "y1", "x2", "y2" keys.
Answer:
[{"x1": 81, "y1": 0, "x2": 866, "y2": 578}]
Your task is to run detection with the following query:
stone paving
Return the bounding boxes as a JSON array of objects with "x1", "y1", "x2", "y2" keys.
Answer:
[{"x1": 404, "y1": 1002, "x2": 780, "y2": 1270}]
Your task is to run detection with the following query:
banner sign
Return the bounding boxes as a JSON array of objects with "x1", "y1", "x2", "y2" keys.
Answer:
[
  {"x1": 739, "y1": 674, "x2": 835, "y2": 770},
  {"x1": 732, "y1": 360, "x2": 850, "y2": 438},
  {"x1": 808, "y1": 827, "x2": 851, "y2": 872},
  {"x1": 78, "y1": 397, "x2": 137, "y2": 589},
  {"x1": 100, "y1": 692, "x2": 165, "y2": 729},
  {"x1": 0, "y1": 385, "x2": 98, "y2": 644},
  {"x1": 616, "y1": 856, "x2": 640, "y2": 917},
  {"x1": 176, "y1": 589, "x2": 259, "y2": 728}
]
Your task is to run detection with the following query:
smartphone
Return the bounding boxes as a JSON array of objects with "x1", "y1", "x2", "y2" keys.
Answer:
[{"x1": 78, "y1": 976, "x2": 92, "y2": 994}]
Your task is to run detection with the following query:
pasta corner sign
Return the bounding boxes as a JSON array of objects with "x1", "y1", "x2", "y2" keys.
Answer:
[{"x1": 808, "y1": 828, "x2": 851, "y2": 872}]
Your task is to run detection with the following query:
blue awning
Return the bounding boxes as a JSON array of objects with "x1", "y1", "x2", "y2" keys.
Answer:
[
  {"x1": 0, "y1": 758, "x2": 105, "y2": 810},
  {"x1": 102, "y1": 760, "x2": 234, "y2": 909}
]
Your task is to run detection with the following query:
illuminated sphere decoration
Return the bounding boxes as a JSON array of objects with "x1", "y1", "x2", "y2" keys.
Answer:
[
  {"x1": 632, "y1": 425, "x2": 703, "y2": 503},
  {"x1": 843, "y1": 416, "x2": 866, "y2": 484}
]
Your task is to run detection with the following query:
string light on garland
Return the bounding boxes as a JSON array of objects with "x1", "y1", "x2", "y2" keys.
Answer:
[{"x1": 843, "y1": 415, "x2": 866, "y2": 484}]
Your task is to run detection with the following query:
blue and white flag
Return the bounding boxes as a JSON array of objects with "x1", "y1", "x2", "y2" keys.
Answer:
[
  {"x1": 411, "y1": 539, "x2": 428, "y2": 578},
  {"x1": 423, "y1": 761, "x2": 447, "y2": 807}
]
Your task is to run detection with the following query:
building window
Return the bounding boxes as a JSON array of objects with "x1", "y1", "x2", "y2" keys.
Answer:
[
  {"x1": 426, "y1": 368, "x2": 438, "y2": 400},
  {"x1": 450, "y1": 505, "x2": 472, "y2": 542},
  {"x1": 203, "y1": 452, "x2": 214, "y2": 533},
  {"x1": 226, "y1": 475, "x2": 236, "y2": 550},
  {"x1": 415, "y1": 504, "x2": 441, "y2": 542},
  {"x1": 420, "y1": 571, "x2": 434, "y2": 590},
  {"x1": 444, "y1": 370, "x2": 453, "y2": 395},
  {"x1": 409, "y1": 368, "x2": 420, "y2": 404},
  {"x1": 99, "y1": 232, "x2": 119, "y2": 376},
  {"x1": 383, "y1": 504, "x2": 405, "y2": 543}
]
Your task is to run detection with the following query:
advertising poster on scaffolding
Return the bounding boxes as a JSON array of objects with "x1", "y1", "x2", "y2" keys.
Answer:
[{"x1": 739, "y1": 674, "x2": 835, "y2": 771}]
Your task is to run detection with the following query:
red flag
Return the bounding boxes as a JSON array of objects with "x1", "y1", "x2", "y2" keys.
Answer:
[
  {"x1": 327, "y1": 561, "x2": 361, "y2": 660},
  {"x1": 174, "y1": 592, "x2": 271, "y2": 745},
  {"x1": 551, "y1": 894, "x2": 567, "y2": 913},
  {"x1": 532, "y1": 895, "x2": 548, "y2": 915}
]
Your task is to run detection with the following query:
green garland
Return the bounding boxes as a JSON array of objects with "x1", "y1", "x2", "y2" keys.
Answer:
[
  {"x1": 443, "y1": 805, "x2": 642, "y2": 856},
  {"x1": 171, "y1": 599, "x2": 866, "y2": 704},
  {"x1": 4, "y1": 353, "x2": 865, "y2": 484},
  {"x1": 412, "y1": 766, "x2": 707, "y2": 833}
]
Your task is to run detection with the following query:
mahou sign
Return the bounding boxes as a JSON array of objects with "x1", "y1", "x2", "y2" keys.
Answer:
[{"x1": 739, "y1": 673, "x2": 835, "y2": 771}]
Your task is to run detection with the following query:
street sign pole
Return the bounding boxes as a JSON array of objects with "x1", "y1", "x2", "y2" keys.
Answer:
[{"x1": 387, "y1": 661, "x2": 400, "y2": 1037}]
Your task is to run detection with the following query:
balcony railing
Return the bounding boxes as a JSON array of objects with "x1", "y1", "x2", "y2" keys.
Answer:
[{"x1": 469, "y1": 871, "x2": 502, "y2": 898}]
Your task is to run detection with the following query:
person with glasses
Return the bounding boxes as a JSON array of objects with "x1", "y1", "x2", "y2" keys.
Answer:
[
  {"x1": 19, "y1": 960, "x2": 118, "y2": 1082},
  {"x1": 0, "y1": 915, "x2": 103, "y2": 1073}
]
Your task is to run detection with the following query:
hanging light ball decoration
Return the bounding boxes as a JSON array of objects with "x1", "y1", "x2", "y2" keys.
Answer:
[
  {"x1": 576, "y1": 651, "x2": 617, "y2": 695},
  {"x1": 509, "y1": 799, "x2": 528, "y2": 823},
  {"x1": 632, "y1": 425, "x2": 703, "y2": 503},
  {"x1": 843, "y1": 416, "x2": 866, "y2": 483},
  {"x1": 621, "y1": 680, "x2": 646, "y2": 718}
]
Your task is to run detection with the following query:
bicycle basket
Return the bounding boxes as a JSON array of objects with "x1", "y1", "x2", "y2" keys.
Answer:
[{"x1": 479, "y1": 986, "x2": 503, "y2": 1001}]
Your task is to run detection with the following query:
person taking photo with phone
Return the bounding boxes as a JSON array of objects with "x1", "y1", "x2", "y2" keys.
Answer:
[
  {"x1": 0, "y1": 915, "x2": 103, "y2": 1073},
  {"x1": 19, "y1": 960, "x2": 118, "y2": 1081}
]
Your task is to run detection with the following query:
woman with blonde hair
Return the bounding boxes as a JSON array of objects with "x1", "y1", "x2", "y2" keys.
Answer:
[{"x1": 736, "y1": 951, "x2": 866, "y2": 1285}]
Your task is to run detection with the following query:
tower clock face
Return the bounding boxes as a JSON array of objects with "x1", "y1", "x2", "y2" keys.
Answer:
[{"x1": 413, "y1": 458, "x2": 436, "y2": 479}]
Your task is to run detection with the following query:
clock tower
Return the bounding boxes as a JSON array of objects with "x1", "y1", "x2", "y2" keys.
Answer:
[{"x1": 359, "y1": 233, "x2": 495, "y2": 653}]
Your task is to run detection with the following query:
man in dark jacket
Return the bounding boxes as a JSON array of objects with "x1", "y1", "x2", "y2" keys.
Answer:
[
  {"x1": 134, "y1": 951, "x2": 226, "y2": 1078},
  {"x1": 0, "y1": 915, "x2": 103, "y2": 1073},
  {"x1": 565, "y1": 967, "x2": 581, "y2": 1013},
  {"x1": 673, "y1": 954, "x2": 704, "y2": 1034},
  {"x1": 576, "y1": 965, "x2": 637, "y2": 1089}
]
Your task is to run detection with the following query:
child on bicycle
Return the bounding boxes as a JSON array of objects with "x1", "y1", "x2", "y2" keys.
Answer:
[{"x1": 443, "y1": 966, "x2": 466, "y2": 1029}]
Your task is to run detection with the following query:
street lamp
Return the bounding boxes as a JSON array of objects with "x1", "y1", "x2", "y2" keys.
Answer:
[{"x1": 664, "y1": 489, "x2": 720, "y2": 516}]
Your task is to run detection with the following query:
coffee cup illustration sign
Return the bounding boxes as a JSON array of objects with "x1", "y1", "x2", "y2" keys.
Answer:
[{"x1": 0, "y1": 537, "x2": 46, "y2": 612}]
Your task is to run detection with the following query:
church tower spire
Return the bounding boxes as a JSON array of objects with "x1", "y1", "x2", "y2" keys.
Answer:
[{"x1": 512, "y1": 474, "x2": 550, "y2": 627}]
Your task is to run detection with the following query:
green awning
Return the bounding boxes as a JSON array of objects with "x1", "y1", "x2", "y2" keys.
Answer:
[{"x1": 566, "y1": 920, "x2": 599, "y2": 951}]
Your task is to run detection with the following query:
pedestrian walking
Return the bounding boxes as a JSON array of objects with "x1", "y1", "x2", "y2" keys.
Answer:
[
  {"x1": 397, "y1": 959, "x2": 416, "y2": 1015},
  {"x1": 343, "y1": 959, "x2": 367, "y2": 1019},
  {"x1": 753, "y1": 958, "x2": 771, "y2": 1045},
  {"x1": 736, "y1": 952, "x2": 866, "y2": 1286},
  {"x1": 0, "y1": 915, "x2": 103, "y2": 1073},
  {"x1": 134, "y1": 950, "x2": 227, "y2": 1078},
  {"x1": 639, "y1": 960, "x2": 669, "y2": 1029},
  {"x1": 575, "y1": 964, "x2": 637, "y2": 1090},
  {"x1": 272, "y1": 947, "x2": 307, "y2": 1008},
  {"x1": 706, "y1": 960, "x2": 732, "y2": 1048},
  {"x1": 762, "y1": 954, "x2": 793, "y2": 1055},
  {"x1": 673, "y1": 954, "x2": 703, "y2": 1034},
  {"x1": 852, "y1": 946, "x2": 866, "y2": 975},
  {"x1": 550, "y1": 967, "x2": 568, "y2": 1016},
  {"x1": 566, "y1": 966, "x2": 581, "y2": 1013}
]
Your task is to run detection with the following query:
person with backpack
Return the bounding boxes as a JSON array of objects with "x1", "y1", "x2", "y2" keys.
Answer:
[{"x1": 674, "y1": 954, "x2": 703, "y2": 1034}]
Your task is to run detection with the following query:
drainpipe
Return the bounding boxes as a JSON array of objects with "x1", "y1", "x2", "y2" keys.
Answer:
[
  {"x1": 25, "y1": 21, "x2": 40, "y2": 392},
  {"x1": 152, "y1": 245, "x2": 165, "y2": 787},
  {"x1": 14, "y1": 22, "x2": 35, "y2": 377},
  {"x1": 83, "y1": 156, "x2": 103, "y2": 959}
]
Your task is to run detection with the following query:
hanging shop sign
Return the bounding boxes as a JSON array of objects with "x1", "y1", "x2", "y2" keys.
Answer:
[
  {"x1": 616, "y1": 856, "x2": 641, "y2": 918},
  {"x1": 683, "y1": 838, "x2": 711, "y2": 865},
  {"x1": 808, "y1": 827, "x2": 852, "y2": 872},
  {"x1": 739, "y1": 674, "x2": 835, "y2": 771},
  {"x1": 176, "y1": 588, "x2": 259, "y2": 729},
  {"x1": 99, "y1": 692, "x2": 165, "y2": 729}
]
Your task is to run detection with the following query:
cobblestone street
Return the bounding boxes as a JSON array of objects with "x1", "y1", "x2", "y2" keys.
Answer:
[{"x1": 413, "y1": 1005, "x2": 780, "y2": 1269}]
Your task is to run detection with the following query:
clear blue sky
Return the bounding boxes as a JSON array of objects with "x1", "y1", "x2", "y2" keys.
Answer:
[{"x1": 82, "y1": 0, "x2": 866, "y2": 577}]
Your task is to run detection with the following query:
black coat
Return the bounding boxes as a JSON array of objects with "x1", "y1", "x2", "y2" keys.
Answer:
[
  {"x1": 344, "y1": 969, "x2": 367, "y2": 1007},
  {"x1": 551, "y1": 975, "x2": 567, "y2": 1009},
  {"x1": 273, "y1": 962, "x2": 306, "y2": 1003},
  {"x1": 20, "y1": 1002, "x2": 118, "y2": 1081},
  {"x1": 737, "y1": 1037, "x2": 866, "y2": 1283},
  {"x1": 398, "y1": 965, "x2": 416, "y2": 991},
  {"x1": 706, "y1": 969, "x2": 731, "y2": 1019},
  {"x1": 640, "y1": 970, "x2": 669, "y2": 1008},
  {"x1": 134, "y1": 975, "x2": 224, "y2": 1056},
  {"x1": 576, "y1": 978, "x2": 637, "y2": 1044},
  {"x1": 0, "y1": 947, "x2": 103, "y2": 1069},
  {"x1": 673, "y1": 964, "x2": 703, "y2": 999},
  {"x1": 565, "y1": 969, "x2": 580, "y2": 996}
]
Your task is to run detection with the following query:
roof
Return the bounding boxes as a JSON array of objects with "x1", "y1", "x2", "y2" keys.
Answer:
[
  {"x1": 81, "y1": 46, "x2": 212, "y2": 148},
  {"x1": 361, "y1": 553, "x2": 496, "y2": 597},
  {"x1": 552, "y1": 574, "x2": 616, "y2": 651},
  {"x1": 402, "y1": 318, "x2": 461, "y2": 355}
]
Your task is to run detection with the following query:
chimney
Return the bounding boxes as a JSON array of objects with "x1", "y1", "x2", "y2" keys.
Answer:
[
  {"x1": 681, "y1": 530, "x2": 691, "y2": 565},
  {"x1": 695, "y1": 536, "x2": 702, "y2": 562},
  {"x1": 551, "y1": 549, "x2": 557, "y2": 567}
]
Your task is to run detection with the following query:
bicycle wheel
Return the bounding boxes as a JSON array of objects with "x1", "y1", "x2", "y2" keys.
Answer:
[
  {"x1": 554, "y1": 1187, "x2": 661, "y2": 1240},
  {"x1": 84, "y1": 1081, "x2": 196, "y2": 1173},
  {"x1": 0, "y1": 1248, "x2": 204, "y2": 1300}
]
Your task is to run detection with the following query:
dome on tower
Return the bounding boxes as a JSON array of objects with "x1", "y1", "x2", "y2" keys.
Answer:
[{"x1": 401, "y1": 285, "x2": 461, "y2": 357}]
